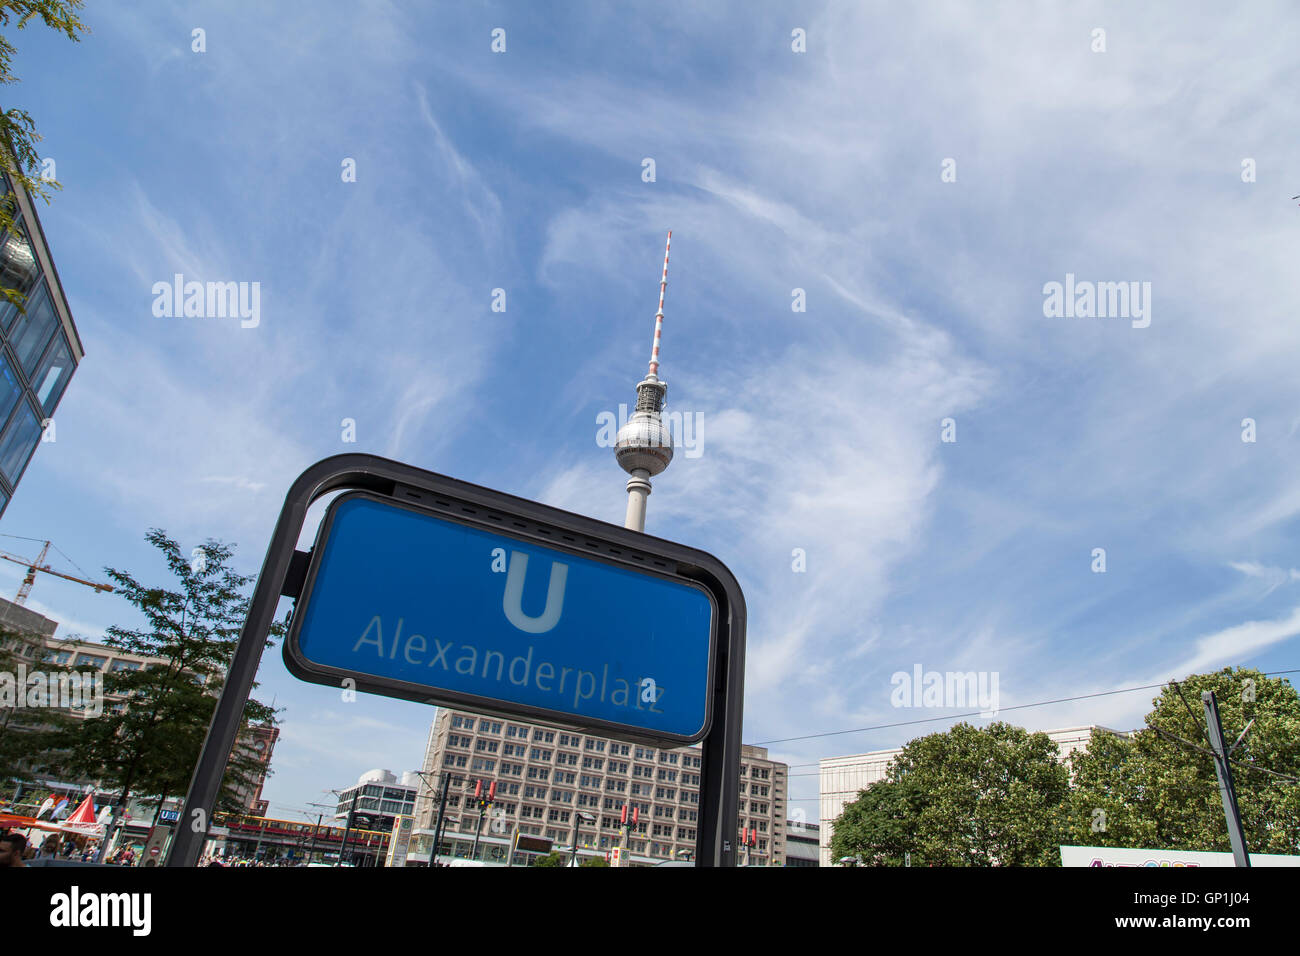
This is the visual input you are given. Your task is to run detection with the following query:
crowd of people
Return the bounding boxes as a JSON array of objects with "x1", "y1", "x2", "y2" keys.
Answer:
[{"x1": 0, "y1": 827, "x2": 141, "y2": 866}]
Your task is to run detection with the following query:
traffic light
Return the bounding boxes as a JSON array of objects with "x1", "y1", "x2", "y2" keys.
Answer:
[
  {"x1": 473, "y1": 779, "x2": 483, "y2": 799},
  {"x1": 620, "y1": 804, "x2": 628, "y2": 825},
  {"x1": 488, "y1": 781, "x2": 497, "y2": 801}
]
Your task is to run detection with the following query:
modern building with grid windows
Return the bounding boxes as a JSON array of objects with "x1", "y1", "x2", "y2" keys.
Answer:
[
  {"x1": 408, "y1": 708, "x2": 788, "y2": 866},
  {"x1": 0, "y1": 166, "x2": 83, "y2": 518}
]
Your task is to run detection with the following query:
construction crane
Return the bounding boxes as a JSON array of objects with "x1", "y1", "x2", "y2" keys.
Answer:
[{"x1": 0, "y1": 536, "x2": 114, "y2": 605}]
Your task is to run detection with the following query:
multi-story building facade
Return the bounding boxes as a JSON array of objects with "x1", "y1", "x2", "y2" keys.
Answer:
[
  {"x1": 409, "y1": 708, "x2": 788, "y2": 866},
  {"x1": 230, "y1": 723, "x2": 279, "y2": 816},
  {"x1": 785, "y1": 820, "x2": 820, "y2": 867},
  {"x1": 331, "y1": 768, "x2": 420, "y2": 833},
  {"x1": 818, "y1": 725, "x2": 1131, "y2": 866},
  {"x1": 0, "y1": 167, "x2": 83, "y2": 518}
]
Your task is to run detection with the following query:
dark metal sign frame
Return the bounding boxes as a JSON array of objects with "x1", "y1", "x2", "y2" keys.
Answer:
[
  {"x1": 284, "y1": 489, "x2": 719, "y2": 746},
  {"x1": 166, "y1": 454, "x2": 746, "y2": 868}
]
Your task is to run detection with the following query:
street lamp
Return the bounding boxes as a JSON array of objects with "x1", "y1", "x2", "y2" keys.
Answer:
[
  {"x1": 303, "y1": 802, "x2": 333, "y2": 866},
  {"x1": 468, "y1": 779, "x2": 496, "y2": 862},
  {"x1": 325, "y1": 788, "x2": 359, "y2": 867},
  {"x1": 569, "y1": 811, "x2": 597, "y2": 867}
]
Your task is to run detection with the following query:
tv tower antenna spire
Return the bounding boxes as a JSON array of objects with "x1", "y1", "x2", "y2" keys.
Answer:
[{"x1": 616, "y1": 231, "x2": 674, "y2": 532}]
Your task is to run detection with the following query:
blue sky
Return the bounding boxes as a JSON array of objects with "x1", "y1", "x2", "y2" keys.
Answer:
[{"x1": 4, "y1": 1, "x2": 1299, "y2": 825}]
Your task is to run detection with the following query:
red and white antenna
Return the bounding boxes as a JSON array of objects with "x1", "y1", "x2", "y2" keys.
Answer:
[{"x1": 647, "y1": 230, "x2": 671, "y2": 379}]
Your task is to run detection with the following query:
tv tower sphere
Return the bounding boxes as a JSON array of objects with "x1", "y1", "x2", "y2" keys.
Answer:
[{"x1": 615, "y1": 379, "x2": 674, "y2": 476}]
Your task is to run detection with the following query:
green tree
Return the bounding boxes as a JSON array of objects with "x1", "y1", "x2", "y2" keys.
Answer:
[
  {"x1": 579, "y1": 855, "x2": 609, "y2": 867},
  {"x1": 1067, "y1": 668, "x2": 1300, "y2": 855},
  {"x1": 829, "y1": 773, "x2": 924, "y2": 866},
  {"x1": 0, "y1": 1, "x2": 89, "y2": 308},
  {"x1": 531, "y1": 850, "x2": 567, "y2": 867},
  {"x1": 49, "y1": 530, "x2": 282, "y2": 846},
  {"x1": 832, "y1": 722, "x2": 1071, "y2": 866}
]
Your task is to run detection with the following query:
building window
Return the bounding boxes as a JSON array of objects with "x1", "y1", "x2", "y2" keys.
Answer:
[
  {"x1": 31, "y1": 331, "x2": 72, "y2": 415},
  {"x1": 73, "y1": 654, "x2": 107, "y2": 669},
  {"x1": 0, "y1": 399, "x2": 40, "y2": 484},
  {"x1": 9, "y1": 283, "x2": 58, "y2": 377},
  {"x1": 0, "y1": 221, "x2": 40, "y2": 332},
  {"x1": 0, "y1": 355, "x2": 22, "y2": 431}
]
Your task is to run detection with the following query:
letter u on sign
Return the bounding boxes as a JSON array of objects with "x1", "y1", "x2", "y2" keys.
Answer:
[{"x1": 502, "y1": 551, "x2": 568, "y2": 634}]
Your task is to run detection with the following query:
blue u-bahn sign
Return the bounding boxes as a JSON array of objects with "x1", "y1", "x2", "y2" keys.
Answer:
[
  {"x1": 170, "y1": 455, "x2": 746, "y2": 868},
  {"x1": 285, "y1": 492, "x2": 717, "y2": 741}
]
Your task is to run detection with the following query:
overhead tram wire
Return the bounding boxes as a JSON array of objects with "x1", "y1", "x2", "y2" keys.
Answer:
[{"x1": 759, "y1": 667, "x2": 1300, "y2": 757}]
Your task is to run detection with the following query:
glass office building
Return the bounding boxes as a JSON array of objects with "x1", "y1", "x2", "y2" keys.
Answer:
[{"x1": 0, "y1": 168, "x2": 83, "y2": 518}]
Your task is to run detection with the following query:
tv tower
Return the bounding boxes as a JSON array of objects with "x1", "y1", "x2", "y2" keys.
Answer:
[{"x1": 615, "y1": 230, "x2": 675, "y2": 532}]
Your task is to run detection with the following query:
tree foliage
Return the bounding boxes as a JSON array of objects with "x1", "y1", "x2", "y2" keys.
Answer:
[
  {"x1": 47, "y1": 529, "x2": 282, "y2": 817},
  {"x1": 831, "y1": 669, "x2": 1300, "y2": 865},
  {"x1": 1067, "y1": 668, "x2": 1300, "y2": 855},
  {"x1": 833, "y1": 722, "x2": 1070, "y2": 866}
]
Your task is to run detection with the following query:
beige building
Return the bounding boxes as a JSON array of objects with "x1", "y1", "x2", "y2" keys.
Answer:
[
  {"x1": 818, "y1": 725, "x2": 1130, "y2": 866},
  {"x1": 410, "y1": 707, "x2": 788, "y2": 866}
]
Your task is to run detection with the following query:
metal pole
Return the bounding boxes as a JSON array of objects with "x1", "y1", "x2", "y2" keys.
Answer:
[
  {"x1": 1201, "y1": 691, "x2": 1251, "y2": 867},
  {"x1": 470, "y1": 803, "x2": 484, "y2": 861},
  {"x1": 570, "y1": 814, "x2": 580, "y2": 868},
  {"x1": 338, "y1": 791, "x2": 357, "y2": 867},
  {"x1": 430, "y1": 775, "x2": 450, "y2": 867},
  {"x1": 307, "y1": 813, "x2": 321, "y2": 863}
]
